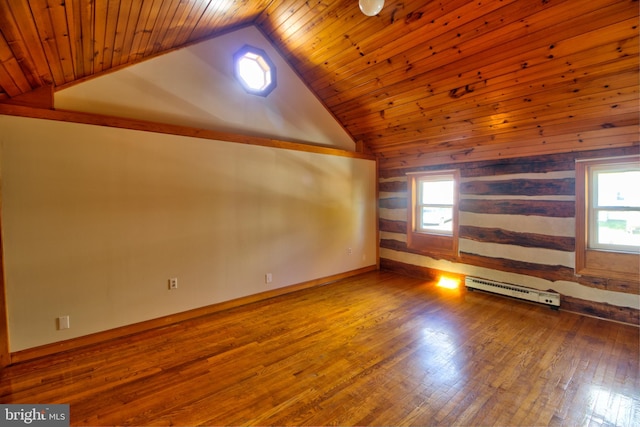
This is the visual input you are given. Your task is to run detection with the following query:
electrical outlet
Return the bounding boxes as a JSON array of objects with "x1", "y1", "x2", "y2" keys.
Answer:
[
  {"x1": 265, "y1": 273, "x2": 273, "y2": 284},
  {"x1": 169, "y1": 278, "x2": 178, "y2": 290},
  {"x1": 347, "y1": 248, "x2": 353, "y2": 255},
  {"x1": 58, "y1": 316, "x2": 70, "y2": 330}
]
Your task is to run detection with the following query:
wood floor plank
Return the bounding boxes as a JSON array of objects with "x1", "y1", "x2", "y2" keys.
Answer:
[{"x1": 0, "y1": 270, "x2": 637, "y2": 426}]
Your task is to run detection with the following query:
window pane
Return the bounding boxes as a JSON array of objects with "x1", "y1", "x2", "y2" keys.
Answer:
[
  {"x1": 238, "y1": 56, "x2": 268, "y2": 90},
  {"x1": 595, "y1": 210, "x2": 640, "y2": 248},
  {"x1": 596, "y1": 171, "x2": 640, "y2": 207},
  {"x1": 421, "y1": 207, "x2": 453, "y2": 232},
  {"x1": 420, "y1": 180, "x2": 454, "y2": 205}
]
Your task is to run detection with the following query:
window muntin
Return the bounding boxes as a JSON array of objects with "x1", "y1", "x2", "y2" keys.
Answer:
[{"x1": 588, "y1": 163, "x2": 640, "y2": 253}]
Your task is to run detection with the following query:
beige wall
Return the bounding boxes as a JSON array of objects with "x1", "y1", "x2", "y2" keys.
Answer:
[
  {"x1": 55, "y1": 26, "x2": 355, "y2": 151},
  {"x1": 0, "y1": 114, "x2": 377, "y2": 351}
]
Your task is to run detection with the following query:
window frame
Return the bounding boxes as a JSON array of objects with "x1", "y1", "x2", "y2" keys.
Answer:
[
  {"x1": 575, "y1": 156, "x2": 640, "y2": 281},
  {"x1": 233, "y1": 45, "x2": 277, "y2": 97},
  {"x1": 406, "y1": 170, "x2": 459, "y2": 257}
]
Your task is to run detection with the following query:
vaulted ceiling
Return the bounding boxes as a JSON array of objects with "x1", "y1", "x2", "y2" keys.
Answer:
[{"x1": 0, "y1": 0, "x2": 638, "y2": 170}]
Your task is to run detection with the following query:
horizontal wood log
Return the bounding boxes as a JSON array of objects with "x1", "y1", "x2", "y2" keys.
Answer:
[
  {"x1": 460, "y1": 178, "x2": 575, "y2": 196},
  {"x1": 383, "y1": 237, "x2": 570, "y2": 271},
  {"x1": 459, "y1": 226, "x2": 575, "y2": 252},
  {"x1": 379, "y1": 258, "x2": 439, "y2": 282},
  {"x1": 459, "y1": 252, "x2": 639, "y2": 295},
  {"x1": 560, "y1": 295, "x2": 639, "y2": 326},
  {"x1": 381, "y1": 240, "x2": 639, "y2": 295},
  {"x1": 459, "y1": 146, "x2": 640, "y2": 178},
  {"x1": 460, "y1": 250, "x2": 580, "y2": 280},
  {"x1": 378, "y1": 133, "x2": 640, "y2": 173},
  {"x1": 459, "y1": 199, "x2": 575, "y2": 217},
  {"x1": 380, "y1": 146, "x2": 640, "y2": 179},
  {"x1": 379, "y1": 219, "x2": 407, "y2": 234},
  {"x1": 379, "y1": 180, "x2": 407, "y2": 193},
  {"x1": 382, "y1": 258, "x2": 639, "y2": 325},
  {"x1": 380, "y1": 238, "x2": 459, "y2": 263},
  {"x1": 379, "y1": 197, "x2": 407, "y2": 209}
]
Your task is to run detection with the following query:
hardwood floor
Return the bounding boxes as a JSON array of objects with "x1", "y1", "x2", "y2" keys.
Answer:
[{"x1": 1, "y1": 271, "x2": 638, "y2": 426}]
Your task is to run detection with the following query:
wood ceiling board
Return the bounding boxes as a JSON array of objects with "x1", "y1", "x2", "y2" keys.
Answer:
[{"x1": 0, "y1": 0, "x2": 636, "y2": 165}]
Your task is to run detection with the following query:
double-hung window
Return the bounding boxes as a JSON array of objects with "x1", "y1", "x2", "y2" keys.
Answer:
[
  {"x1": 407, "y1": 170, "x2": 459, "y2": 257},
  {"x1": 576, "y1": 156, "x2": 640, "y2": 280}
]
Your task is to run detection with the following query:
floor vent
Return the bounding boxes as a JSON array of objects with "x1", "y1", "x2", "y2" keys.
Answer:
[{"x1": 465, "y1": 276, "x2": 560, "y2": 308}]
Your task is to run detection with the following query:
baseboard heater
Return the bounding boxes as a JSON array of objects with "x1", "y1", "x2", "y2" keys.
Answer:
[{"x1": 465, "y1": 276, "x2": 560, "y2": 308}]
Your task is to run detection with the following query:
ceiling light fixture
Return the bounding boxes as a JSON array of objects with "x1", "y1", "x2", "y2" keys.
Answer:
[{"x1": 359, "y1": 0, "x2": 384, "y2": 16}]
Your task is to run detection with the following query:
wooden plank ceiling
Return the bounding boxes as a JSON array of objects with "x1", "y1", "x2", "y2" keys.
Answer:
[{"x1": 0, "y1": 0, "x2": 638, "y2": 169}]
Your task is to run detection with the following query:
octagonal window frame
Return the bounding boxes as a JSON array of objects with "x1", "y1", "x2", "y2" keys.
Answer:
[{"x1": 233, "y1": 45, "x2": 277, "y2": 97}]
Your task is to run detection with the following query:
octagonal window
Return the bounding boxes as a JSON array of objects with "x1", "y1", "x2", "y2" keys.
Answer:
[{"x1": 234, "y1": 45, "x2": 276, "y2": 96}]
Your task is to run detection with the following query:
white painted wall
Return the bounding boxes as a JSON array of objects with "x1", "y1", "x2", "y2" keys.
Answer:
[
  {"x1": 54, "y1": 26, "x2": 355, "y2": 151},
  {"x1": 0, "y1": 114, "x2": 376, "y2": 351}
]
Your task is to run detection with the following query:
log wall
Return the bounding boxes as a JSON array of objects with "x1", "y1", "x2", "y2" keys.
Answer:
[{"x1": 379, "y1": 146, "x2": 639, "y2": 325}]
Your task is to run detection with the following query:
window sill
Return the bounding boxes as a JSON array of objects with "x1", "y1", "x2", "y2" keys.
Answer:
[{"x1": 576, "y1": 249, "x2": 639, "y2": 281}]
